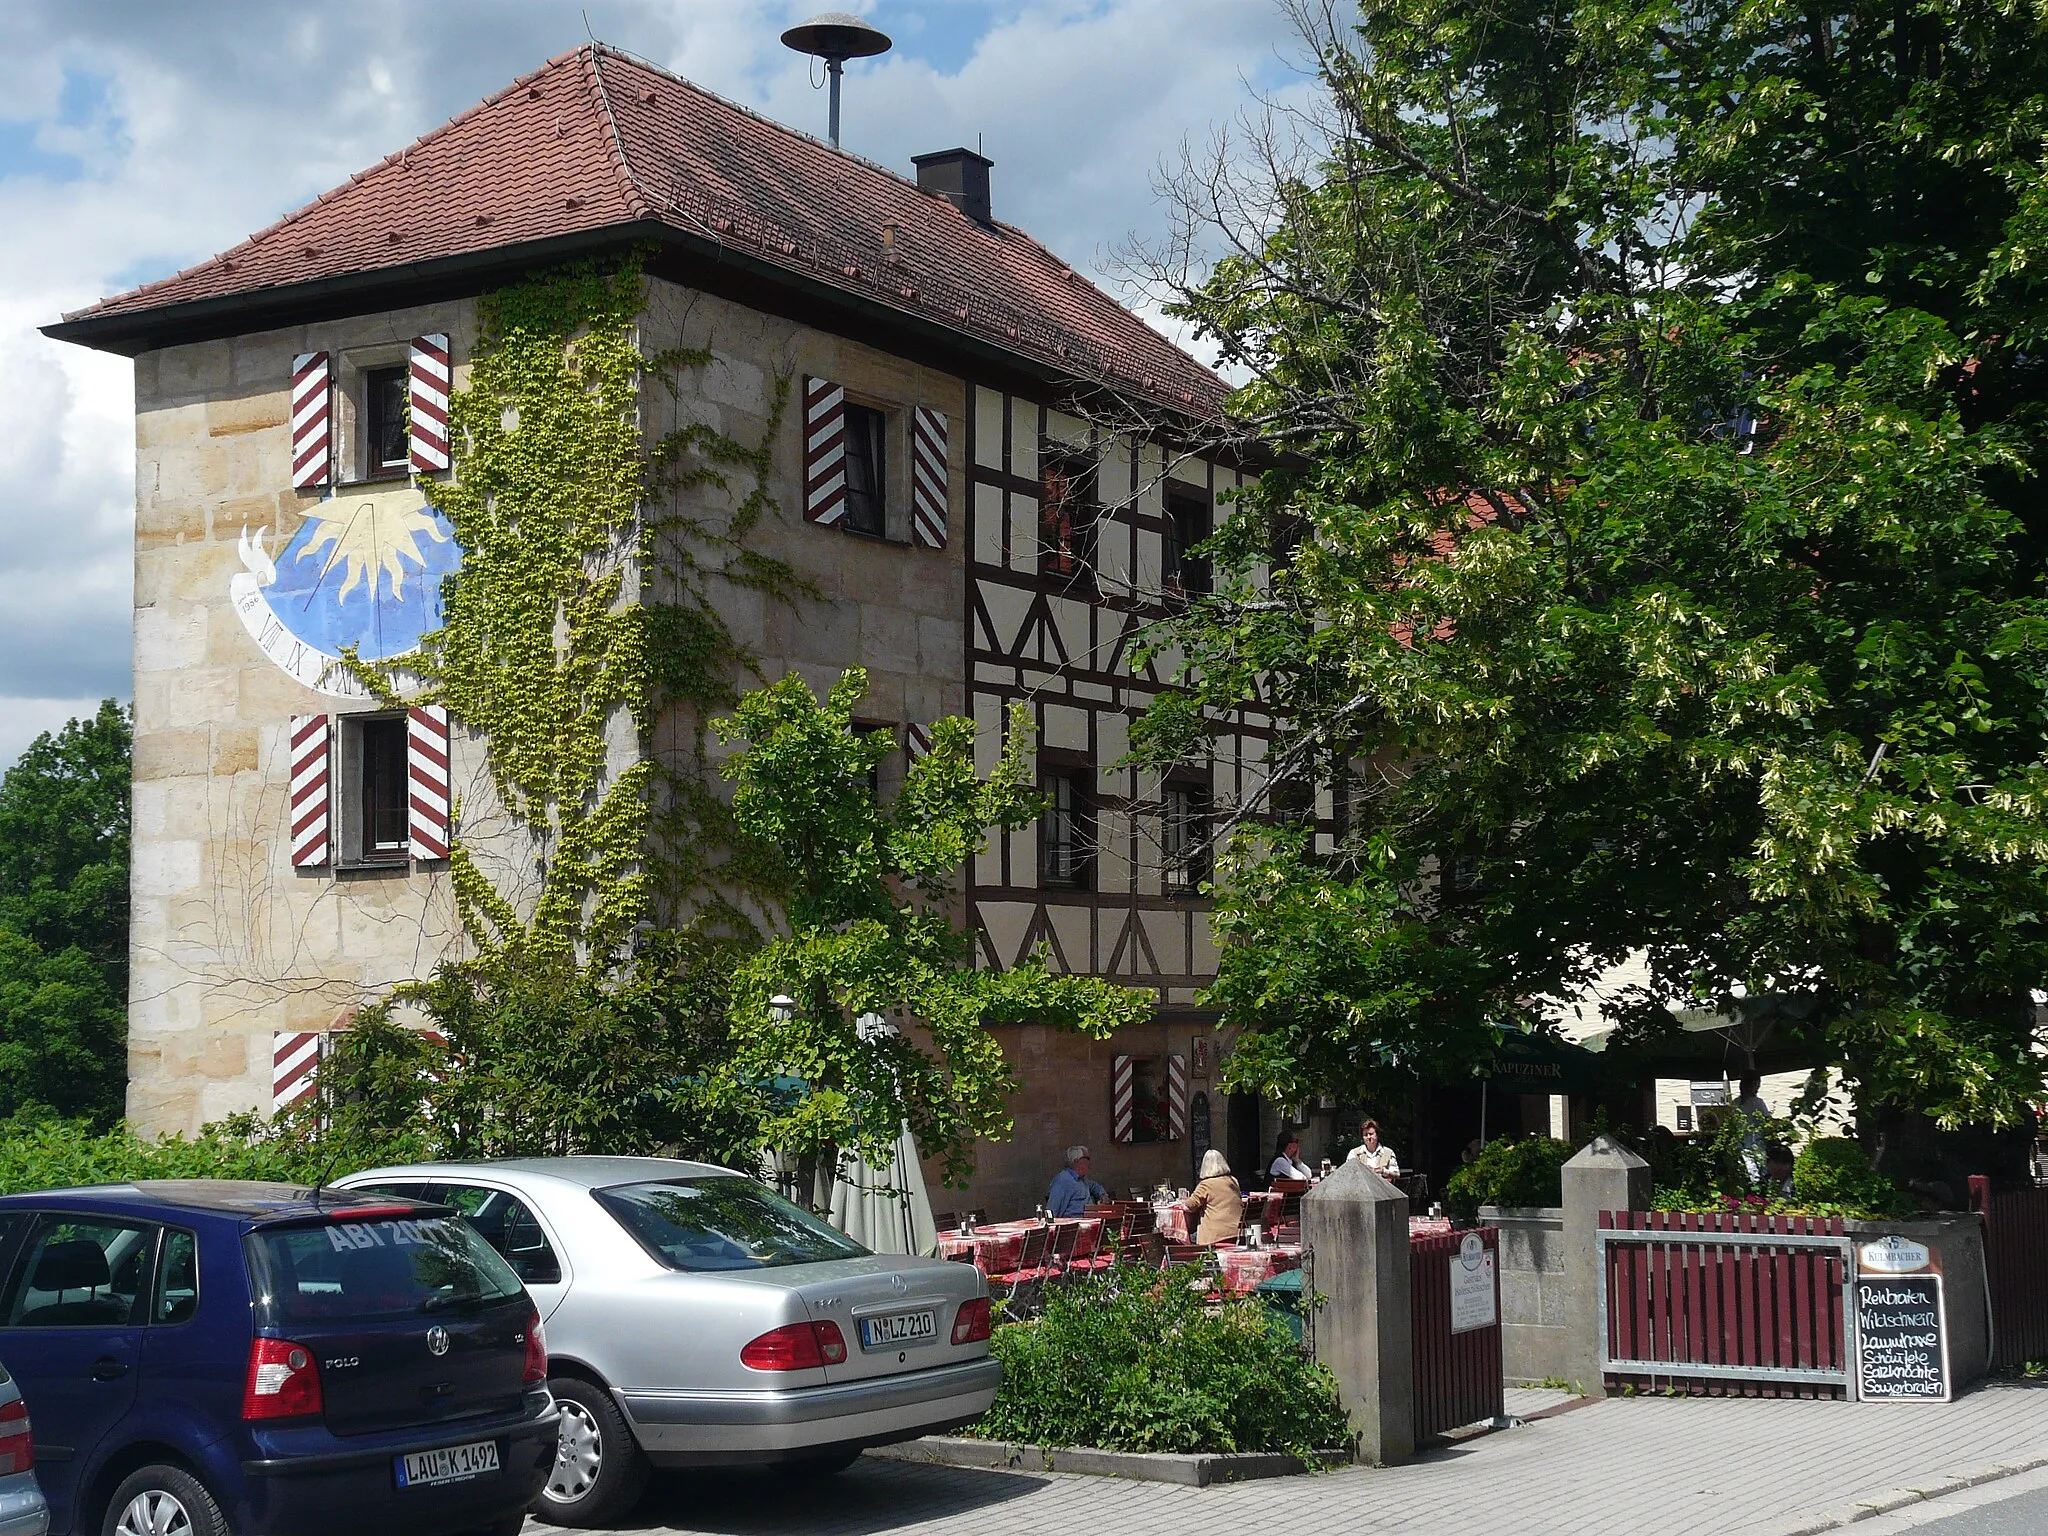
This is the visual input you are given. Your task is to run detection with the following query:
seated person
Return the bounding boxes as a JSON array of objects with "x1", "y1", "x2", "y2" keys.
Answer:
[
  {"x1": 1765, "y1": 1142, "x2": 1796, "y2": 1201},
  {"x1": 1269, "y1": 1131, "x2": 1313, "y2": 1182},
  {"x1": 1346, "y1": 1117, "x2": 1400, "y2": 1178},
  {"x1": 1048, "y1": 1145, "x2": 1107, "y2": 1217},
  {"x1": 1184, "y1": 1148, "x2": 1244, "y2": 1246}
]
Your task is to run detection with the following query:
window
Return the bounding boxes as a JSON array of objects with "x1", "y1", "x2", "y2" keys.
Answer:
[
  {"x1": 439, "y1": 1185, "x2": 563, "y2": 1286},
  {"x1": 841, "y1": 403, "x2": 889, "y2": 537},
  {"x1": 1164, "y1": 488, "x2": 1211, "y2": 598},
  {"x1": 4, "y1": 1217, "x2": 157, "y2": 1328},
  {"x1": 341, "y1": 714, "x2": 410, "y2": 865},
  {"x1": 1271, "y1": 774, "x2": 1315, "y2": 832},
  {"x1": 364, "y1": 365, "x2": 409, "y2": 475},
  {"x1": 1041, "y1": 771, "x2": 1094, "y2": 889},
  {"x1": 1040, "y1": 445, "x2": 1097, "y2": 585},
  {"x1": 1164, "y1": 782, "x2": 1212, "y2": 892},
  {"x1": 244, "y1": 1216, "x2": 521, "y2": 1325},
  {"x1": 154, "y1": 1228, "x2": 198, "y2": 1325},
  {"x1": 594, "y1": 1177, "x2": 869, "y2": 1272}
]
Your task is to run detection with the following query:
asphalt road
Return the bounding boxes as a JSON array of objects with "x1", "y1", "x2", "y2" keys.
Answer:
[{"x1": 1904, "y1": 1483, "x2": 2048, "y2": 1535}]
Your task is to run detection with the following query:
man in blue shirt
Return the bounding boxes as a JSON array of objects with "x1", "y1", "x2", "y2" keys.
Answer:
[{"x1": 1048, "y1": 1145, "x2": 1107, "y2": 1216}]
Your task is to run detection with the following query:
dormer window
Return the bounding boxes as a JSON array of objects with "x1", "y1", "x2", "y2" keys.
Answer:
[{"x1": 364, "y1": 365, "x2": 409, "y2": 476}]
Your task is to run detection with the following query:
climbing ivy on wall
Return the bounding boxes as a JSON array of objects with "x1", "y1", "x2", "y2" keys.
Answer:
[{"x1": 344, "y1": 253, "x2": 802, "y2": 968}]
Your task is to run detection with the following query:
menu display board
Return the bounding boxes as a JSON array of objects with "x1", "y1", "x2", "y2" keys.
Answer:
[
  {"x1": 1853, "y1": 1236, "x2": 1949, "y2": 1402},
  {"x1": 1449, "y1": 1231, "x2": 1498, "y2": 1334}
]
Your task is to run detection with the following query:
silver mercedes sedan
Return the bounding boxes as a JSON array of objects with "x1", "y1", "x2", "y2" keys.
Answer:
[{"x1": 334, "y1": 1156, "x2": 998, "y2": 1528}]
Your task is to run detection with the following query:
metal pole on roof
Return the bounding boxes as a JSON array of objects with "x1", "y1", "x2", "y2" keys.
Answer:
[{"x1": 781, "y1": 13, "x2": 892, "y2": 151}]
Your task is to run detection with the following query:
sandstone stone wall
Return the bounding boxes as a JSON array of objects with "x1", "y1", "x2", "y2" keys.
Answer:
[{"x1": 129, "y1": 299, "x2": 516, "y2": 1135}]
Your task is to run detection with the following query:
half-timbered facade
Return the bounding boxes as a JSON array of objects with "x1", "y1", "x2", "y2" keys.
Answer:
[{"x1": 49, "y1": 44, "x2": 1259, "y2": 1216}]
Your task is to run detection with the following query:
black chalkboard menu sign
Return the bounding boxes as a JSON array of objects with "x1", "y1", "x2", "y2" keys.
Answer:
[
  {"x1": 1189, "y1": 1091, "x2": 1212, "y2": 1184},
  {"x1": 1854, "y1": 1256, "x2": 1950, "y2": 1402}
]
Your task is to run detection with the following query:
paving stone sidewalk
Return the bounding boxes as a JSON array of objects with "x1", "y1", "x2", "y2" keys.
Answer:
[{"x1": 537, "y1": 1379, "x2": 2048, "y2": 1536}]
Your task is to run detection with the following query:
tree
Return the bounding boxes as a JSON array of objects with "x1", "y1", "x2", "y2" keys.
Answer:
[
  {"x1": 0, "y1": 700, "x2": 130, "y2": 972},
  {"x1": 0, "y1": 702, "x2": 131, "y2": 1126},
  {"x1": 716, "y1": 669, "x2": 1152, "y2": 1184},
  {"x1": 1128, "y1": 0, "x2": 2048, "y2": 1145}
]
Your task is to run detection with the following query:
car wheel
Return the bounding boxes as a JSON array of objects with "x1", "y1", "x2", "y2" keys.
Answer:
[
  {"x1": 534, "y1": 1375, "x2": 649, "y2": 1528},
  {"x1": 102, "y1": 1464, "x2": 228, "y2": 1536}
]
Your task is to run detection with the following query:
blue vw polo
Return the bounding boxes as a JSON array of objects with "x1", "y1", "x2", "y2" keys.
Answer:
[{"x1": 0, "y1": 1181, "x2": 558, "y2": 1536}]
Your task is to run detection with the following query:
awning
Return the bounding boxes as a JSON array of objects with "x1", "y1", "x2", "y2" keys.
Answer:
[
  {"x1": 1481, "y1": 1029, "x2": 1607, "y2": 1095},
  {"x1": 1579, "y1": 991, "x2": 1827, "y2": 1079}
]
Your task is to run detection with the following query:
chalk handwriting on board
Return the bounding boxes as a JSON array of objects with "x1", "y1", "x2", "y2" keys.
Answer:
[{"x1": 1855, "y1": 1273, "x2": 1949, "y2": 1402}]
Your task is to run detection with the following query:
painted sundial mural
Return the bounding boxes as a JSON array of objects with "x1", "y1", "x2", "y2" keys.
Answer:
[{"x1": 232, "y1": 484, "x2": 461, "y2": 697}]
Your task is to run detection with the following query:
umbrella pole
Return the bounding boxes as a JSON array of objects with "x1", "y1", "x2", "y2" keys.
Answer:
[{"x1": 1480, "y1": 1079, "x2": 1488, "y2": 1147}]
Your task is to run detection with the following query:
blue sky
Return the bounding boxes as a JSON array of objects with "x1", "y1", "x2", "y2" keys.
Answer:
[{"x1": 0, "y1": 0, "x2": 1308, "y2": 770}]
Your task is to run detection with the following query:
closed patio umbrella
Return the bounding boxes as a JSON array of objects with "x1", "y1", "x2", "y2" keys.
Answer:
[{"x1": 828, "y1": 1121, "x2": 937, "y2": 1256}]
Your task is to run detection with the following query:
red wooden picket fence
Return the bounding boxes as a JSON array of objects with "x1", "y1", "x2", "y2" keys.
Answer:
[
  {"x1": 1969, "y1": 1176, "x2": 2048, "y2": 1369},
  {"x1": 1411, "y1": 1226, "x2": 1504, "y2": 1438},
  {"x1": 1600, "y1": 1211, "x2": 1852, "y2": 1398}
]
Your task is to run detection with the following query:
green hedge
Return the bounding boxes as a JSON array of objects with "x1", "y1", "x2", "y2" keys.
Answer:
[
  {"x1": 1444, "y1": 1135, "x2": 1572, "y2": 1220},
  {"x1": 970, "y1": 1270, "x2": 1349, "y2": 1459},
  {"x1": 0, "y1": 1114, "x2": 393, "y2": 1196}
]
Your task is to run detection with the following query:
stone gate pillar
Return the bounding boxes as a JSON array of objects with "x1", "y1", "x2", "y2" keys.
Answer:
[
  {"x1": 1561, "y1": 1134, "x2": 1651, "y2": 1396},
  {"x1": 1302, "y1": 1160, "x2": 1413, "y2": 1465}
]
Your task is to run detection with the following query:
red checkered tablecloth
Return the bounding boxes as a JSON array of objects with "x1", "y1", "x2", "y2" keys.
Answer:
[
  {"x1": 1154, "y1": 1201, "x2": 1191, "y2": 1243},
  {"x1": 1213, "y1": 1243, "x2": 1303, "y2": 1294},
  {"x1": 935, "y1": 1217, "x2": 1102, "y2": 1273}
]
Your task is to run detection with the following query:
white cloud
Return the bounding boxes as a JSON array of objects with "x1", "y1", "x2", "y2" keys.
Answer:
[{"x1": 0, "y1": 0, "x2": 1305, "y2": 751}]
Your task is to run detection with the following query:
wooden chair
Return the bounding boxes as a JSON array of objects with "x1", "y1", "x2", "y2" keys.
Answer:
[{"x1": 932, "y1": 1211, "x2": 957, "y2": 1232}]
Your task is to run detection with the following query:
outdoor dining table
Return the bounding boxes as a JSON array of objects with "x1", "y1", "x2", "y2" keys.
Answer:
[
  {"x1": 1211, "y1": 1240, "x2": 1303, "y2": 1295},
  {"x1": 935, "y1": 1216, "x2": 1104, "y2": 1273}
]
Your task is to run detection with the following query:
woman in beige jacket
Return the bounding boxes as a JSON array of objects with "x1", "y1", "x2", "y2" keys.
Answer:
[{"x1": 1184, "y1": 1148, "x2": 1244, "y2": 1246}]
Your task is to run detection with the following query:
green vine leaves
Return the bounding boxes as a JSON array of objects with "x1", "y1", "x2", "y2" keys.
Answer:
[
  {"x1": 342, "y1": 255, "x2": 805, "y2": 973},
  {"x1": 716, "y1": 668, "x2": 1153, "y2": 1184}
]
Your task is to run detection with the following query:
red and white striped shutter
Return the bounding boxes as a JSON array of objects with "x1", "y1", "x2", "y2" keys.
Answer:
[
  {"x1": 905, "y1": 722, "x2": 933, "y2": 761},
  {"x1": 910, "y1": 405, "x2": 949, "y2": 548},
  {"x1": 272, "y1": 1031, "x2": 325, "y2": 1110},
  {"x1": 802, "y1": 376, "x2": 847, "y2": 525},
  {"x1": 1112, "y1": 1054, "x2": 1135, "y2": 1144},
  {"x1": 1164, "y1": 1053, "x2": 1188, "y2": 1141},
  {"x1": 288, "y1": 714, "x2": 332, "y2": 868},
  {"x1": 407, "y1": 705, "x2": 452, "y2": 860},
  {"x1": 408, "y1": 333, "x2": 452, "y2": 472},
  {"x1": 290, "y1": 352, "x2": 332, "y2": 491}
]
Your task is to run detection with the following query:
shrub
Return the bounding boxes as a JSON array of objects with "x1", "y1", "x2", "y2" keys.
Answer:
[
  {"x1": 971, "y1": 1270, "x2": 1349, "y2": 1459},
  {"x1": 0, "y1": 1114, "x2": 413, "y2": 1196},
  {"x1": 1793, "y1": 1137, "x2": 1906, "y2": 1215},
  {"x1": 1444, "y1": 1135, "x2": 1572, "y2": 1219}
]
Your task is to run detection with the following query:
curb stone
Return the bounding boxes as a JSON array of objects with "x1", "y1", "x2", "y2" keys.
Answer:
[
  {"x1": 1743, "y1": 1452, "x2": 2048, "y2": 1536},
  {"x1": 867, "y1": 1435, "x2": 1351, "y2": 1486}
]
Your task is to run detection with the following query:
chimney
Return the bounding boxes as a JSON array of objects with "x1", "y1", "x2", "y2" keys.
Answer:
[{"x1": 912, "y1": 148, "x2": 994, "y2": 227}]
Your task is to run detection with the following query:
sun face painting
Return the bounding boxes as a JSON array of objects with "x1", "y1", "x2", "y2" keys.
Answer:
[{"x1": 230, "y1": 484, "x2": 462, "y2": 697}]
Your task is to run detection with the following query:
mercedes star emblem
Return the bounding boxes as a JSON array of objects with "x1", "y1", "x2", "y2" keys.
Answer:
[{"x1": 426, "y1": 1325, "x2": 451, "y2": 1357}]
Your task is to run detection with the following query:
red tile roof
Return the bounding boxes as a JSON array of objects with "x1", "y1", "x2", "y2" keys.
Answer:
[{"x1": 60, "y1": 45, "x2": 1227, "y2": 416}]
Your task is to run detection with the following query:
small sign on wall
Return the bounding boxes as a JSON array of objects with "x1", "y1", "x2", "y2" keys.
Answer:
[
  {"x1": 1449, "y1": 1231, "x2": 1498, "y2": 1334},
  {"x1": 1853, "y1": 1236, "x2": 1949, "y2": 1402},
  {"x1": 1191, "y1": 1034, "x2": 1211, "y2": 1078}
]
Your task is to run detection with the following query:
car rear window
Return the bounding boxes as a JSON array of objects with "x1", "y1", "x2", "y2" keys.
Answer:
[
  {"x1": 595, "y1": 1178, "x2": 868, "y2": 1272},
  {"x1": 246, "y1": 1214, "x2": 525, "y2": 1324}
]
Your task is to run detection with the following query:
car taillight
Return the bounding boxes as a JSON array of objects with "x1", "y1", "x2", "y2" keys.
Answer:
[
  {"x1": 739, "y1": 1321, "x2": 847, "y2": 1371},
  {"x1": 522, "y1": 1306, "x2": 548, "y2": 1385},
  {"x1": 951, "y1": 1297, "x2": 992, "y2": 1345},
  {"x1": 243, "y1": 1337, "x2": 323, "y2": 1421},
  {"x1": 0, "y1": 1398, "x2": 31, "y2": 1475}
]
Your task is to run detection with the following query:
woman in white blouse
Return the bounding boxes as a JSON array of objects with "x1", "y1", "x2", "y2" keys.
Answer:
[
  {"x1": 1269, "y1": 1130, "x2": 1313, "y2": 1182},
  {"x1": 1346, "y1": 1117, "x2": 1400, "y2": 1177}
]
